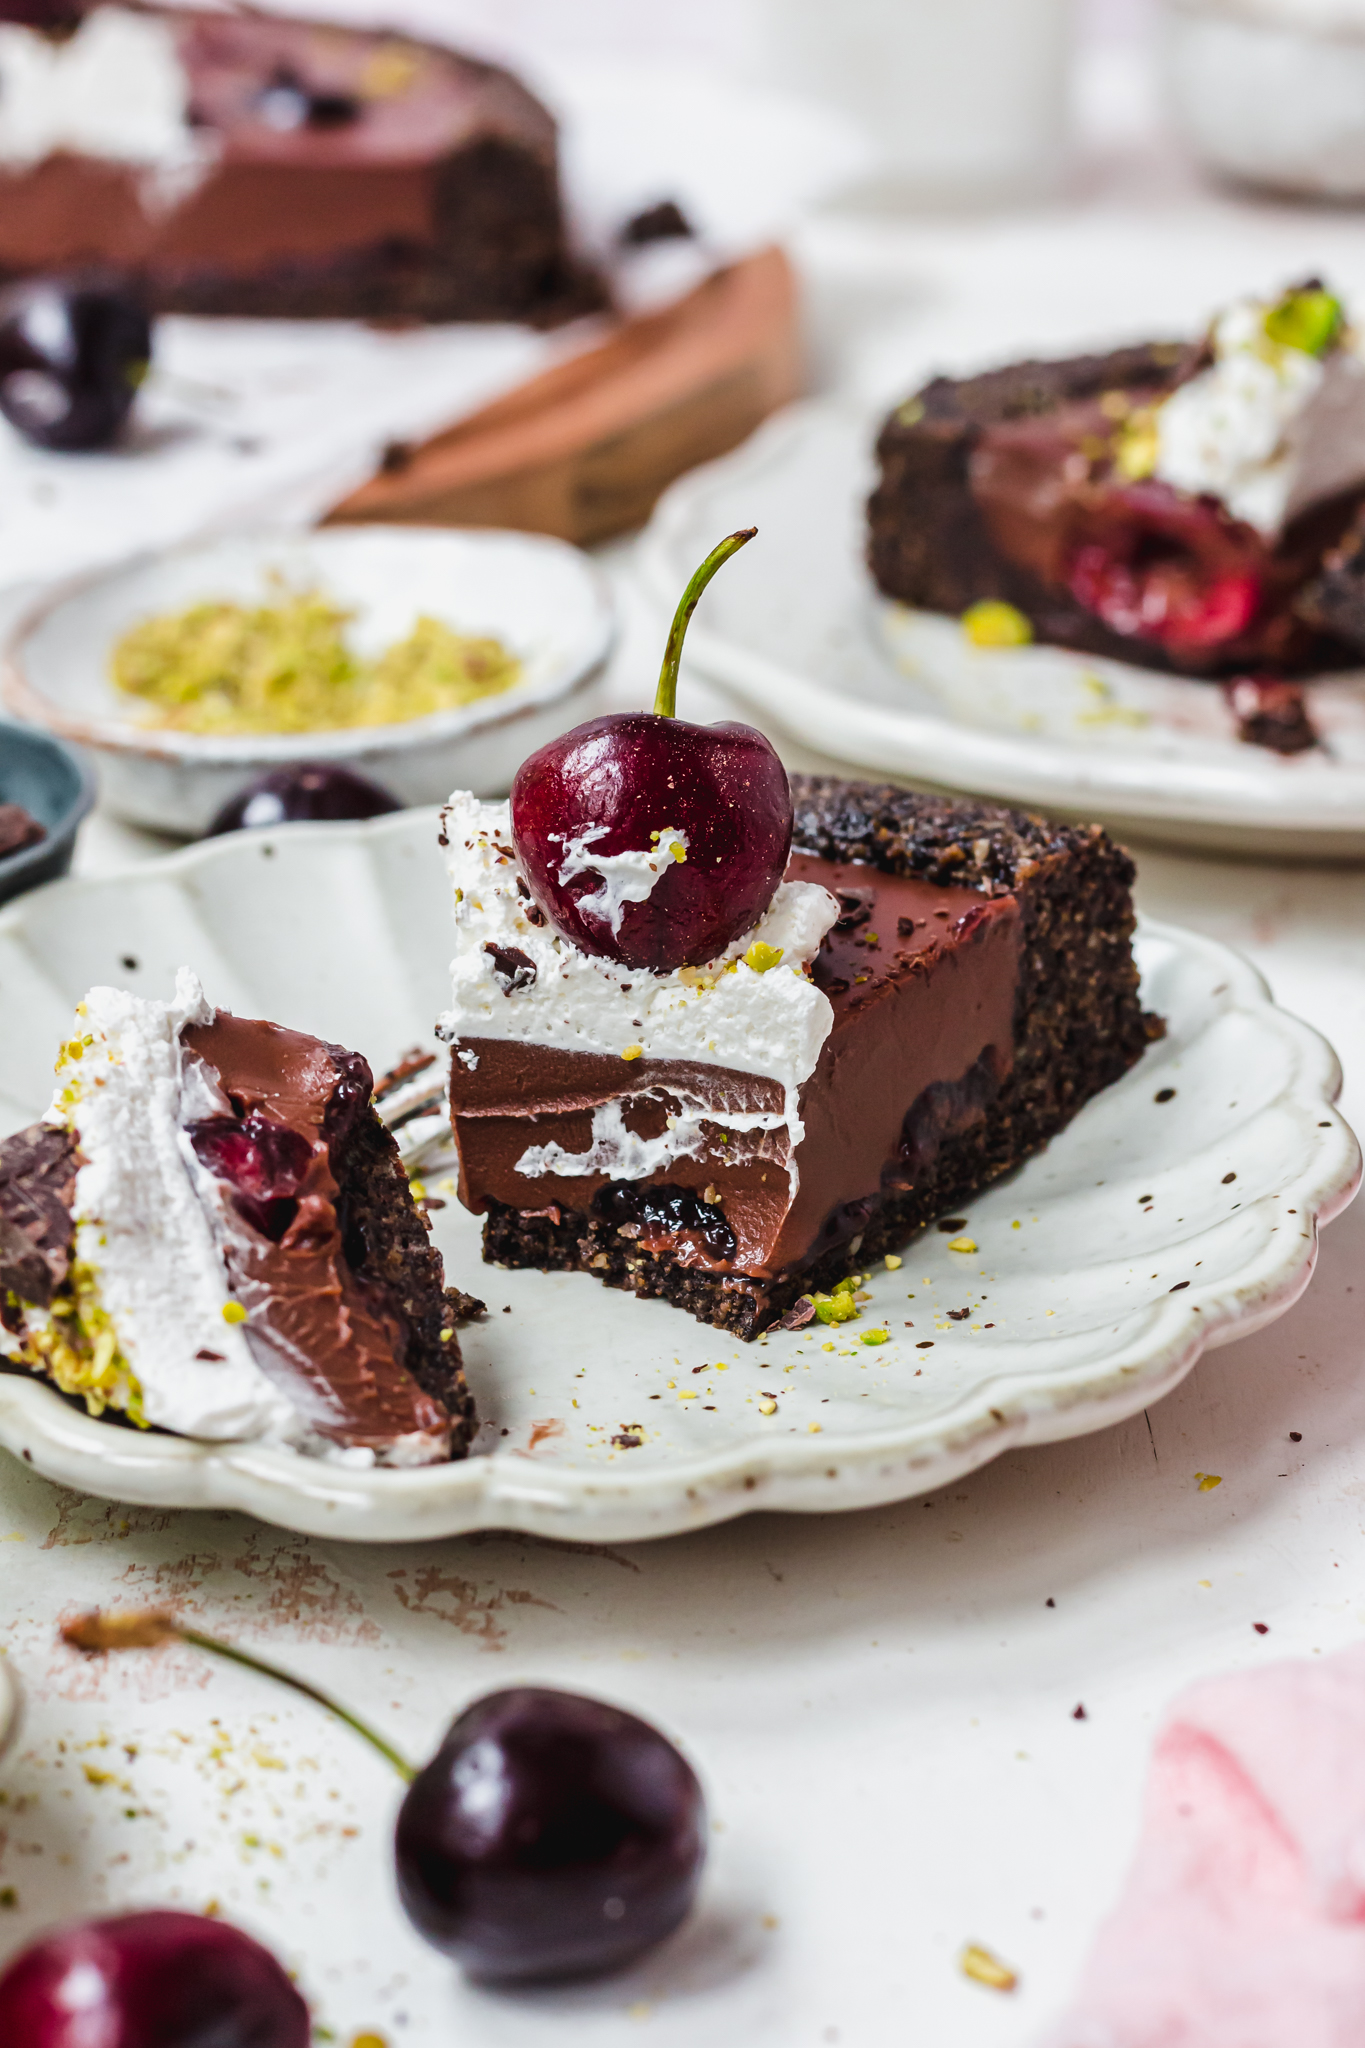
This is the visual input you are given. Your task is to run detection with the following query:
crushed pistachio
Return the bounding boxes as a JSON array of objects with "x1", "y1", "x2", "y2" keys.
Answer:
[
  {"x1": 860, "y1": 1329, "x2": 891, "y2": 1346},
  {"x1": 621, "y1": 1044, "x2": 644, "y2": 1061},
  {"x1": 960, "y1": 1943, "x2": 1017, "y2": 1993},
  {"x1": 962, "y1": 600, "x2": 1033, "y2": 649},
  {"x1": 1264, "y1": 286, "x2": 1343, "y2": 358},
  {"x1": 810, "y1": 1286, "x2": 860, "y2": 1326},
  {"x1": 110, "y1": 579, "x2": 521, "y2": 737},
  {"x1": 1196, "y1": 1472, "x2": 1223, "y2": 1492},
  {"x1": 222, "y1": 1300, "x2": 248, "y2": 1324},
  {"x1": 947, "y1": 1235, "x2": 977, "y2": 1254},
  {"x1": 896, "y1": 396, "x2": 925, "y2": 426},
  {"x1": 884, "y1": 1255, "x2": 903, "y2": 1271},
  {"x1": 1113, "y1": 407, "x2": 1159, "y2": 482},
  {"x1": 758, "y1": 1398, "x2": 778, "y2": 1416},
  {"x1": 11, "y1": 1260, "x2": 144, "y2": 1424},
  {"x1": 743, "y1": 940, "x2": 784, "y2": 974}
]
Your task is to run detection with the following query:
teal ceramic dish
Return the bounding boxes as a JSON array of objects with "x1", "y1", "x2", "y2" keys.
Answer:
[{"x1": 0, "y1": 721, "x2": 96, "y2": 907}]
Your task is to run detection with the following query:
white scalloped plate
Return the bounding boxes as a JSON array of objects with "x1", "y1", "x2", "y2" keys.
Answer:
[
  {"x1": 638, "y1": 403, "x2": 1365, "y2": 859},
  {"x1": 0, "y1": 812, "x2": 1356, "y2": 1543}
]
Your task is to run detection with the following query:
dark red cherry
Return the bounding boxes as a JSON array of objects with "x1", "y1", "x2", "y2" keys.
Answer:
[
  {"x1": 208, "y1": 764, "x2": 401, "y2": 836},
  {"x1": 0, "y1": 276, "x2": 151, "y2": 452},
  {"x1": 395, "y1": 1687, "x2": 707, "y2": 1985},
  {"x1": 0, "y1": 1908, "x2": 310, "y2": 2047},
  {"x1": 511, "y1": 529, "x2": 791, "y2": 972}
]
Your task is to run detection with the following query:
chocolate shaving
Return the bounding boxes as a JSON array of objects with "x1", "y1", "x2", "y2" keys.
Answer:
[
  {"x1": 484, "y1": 942, "x2": 537, "y2": 994},
  {"x1": 776, "y1": 1296, "x2": 817, "y2": 1330},
  {"x1": 0, "y1": 1123, "x2": 79, "y2": 1309}
]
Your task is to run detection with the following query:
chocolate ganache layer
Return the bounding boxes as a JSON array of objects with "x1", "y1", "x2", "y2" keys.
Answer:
[
  {"x1": 184, "y1": 1011, "x2": 473, "y2": 1461},
  {"x1": 451, "y1": 857, "x2": 1021, "y2": 1282},
  {"x1": 463, "y1": 779, "x2": 1155, "y2": 1339},
  {"x1": 0, "y1": 10, "x2": 602, "y2": 325}
]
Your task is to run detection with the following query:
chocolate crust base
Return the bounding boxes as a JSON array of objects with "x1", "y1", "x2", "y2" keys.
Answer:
[
  {"x1": 867, "y1": 341, "x2": 1362, "y2": 679},
  {"x1": 482, "y1": 779, "x2": 1159, "y2": 1341},
  {"x1": 333, "y1": 1108, "x2": 477, "y2": 1455}
]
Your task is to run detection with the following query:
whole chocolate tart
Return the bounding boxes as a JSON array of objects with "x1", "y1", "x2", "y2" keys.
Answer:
[
  {"x1": 441, "y1": 779, "x2": 1158, "y2": 1340},
  {"x1": 0, "y1": 7, "x2": 602, "y2": 325}
]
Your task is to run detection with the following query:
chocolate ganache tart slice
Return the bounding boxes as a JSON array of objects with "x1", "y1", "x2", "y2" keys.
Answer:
[
  {"x1": 0, "y1": 971, "x2": 474, "y2": 1462},
  {"x1": 438, "y1": 534, "x2": 1159, "y2": 1338}
]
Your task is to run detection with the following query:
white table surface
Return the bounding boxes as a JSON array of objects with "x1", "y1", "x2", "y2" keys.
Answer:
[{"x1": 5, "y1": 106, "x2": 1365, "y2": 2048}]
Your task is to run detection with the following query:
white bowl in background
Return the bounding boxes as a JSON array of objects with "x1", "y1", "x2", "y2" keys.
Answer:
[
  {"x1": 1, "y1": 526, "x2": 616, "y2": 836},
  {"x1": 1165, "y1": 0, "x2": 1365, "y2": 198}
]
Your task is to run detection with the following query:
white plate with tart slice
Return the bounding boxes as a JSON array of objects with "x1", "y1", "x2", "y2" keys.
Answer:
[
  {"x1": 0, "y1": 808, "x2": 1355, "y2": 1544},
  {"x1": 639, "y1": 402, "x2": 1365, "y2": 860}
]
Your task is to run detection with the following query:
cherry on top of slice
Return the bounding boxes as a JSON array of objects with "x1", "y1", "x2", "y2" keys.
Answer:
[{"x1": 510, "y1": 529, "x2": 793, "y2": 973}]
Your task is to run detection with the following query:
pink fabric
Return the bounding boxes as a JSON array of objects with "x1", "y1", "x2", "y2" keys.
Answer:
[{"x1": 1049, "y1": 1644, "x2": 1365, "y2": 2048}]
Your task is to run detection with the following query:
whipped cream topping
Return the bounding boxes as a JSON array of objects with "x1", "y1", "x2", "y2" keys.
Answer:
[
  {"x1": 1154, "y1": 295, "x2": 1365, "y2": 536},
  {"x1": 438, "y1": 792, "x2": 841, "y2": 1169},
  {"x1": 556, "y1": 823, "x2": 689, "y2": 939},
  {"x1": 36, "y1": 970, "x2": 298, "y2": 1445},
  {"x1": 0, "y1": 8, "x2": 201, "y2": 172}
]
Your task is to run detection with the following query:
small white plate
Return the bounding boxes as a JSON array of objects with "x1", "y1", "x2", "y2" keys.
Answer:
[
  {"x1": 1, "y1": 526, "x2": 616, "y2": 835},
  {"x1": 0, "y1": 812, "x2": 1356, "y2": 1544},
  {"x1": 639, "y1": 403, "x2": 1365, "y2": 859}
]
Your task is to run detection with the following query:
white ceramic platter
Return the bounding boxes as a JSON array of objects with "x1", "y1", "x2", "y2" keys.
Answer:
[
  {"x1": 1, "y1": 526, "x2": 616, "y2": 835},
  {"x1": 639, "y1": 403, "x2": 1365, "y2": 859},
  {"x1": 0, "y1": 813, "x2": 1356, "y2": 1544}
]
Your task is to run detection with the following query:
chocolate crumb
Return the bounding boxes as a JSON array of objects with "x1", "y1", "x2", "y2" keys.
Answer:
[
  {"x1": 915, "y1": 1340, "x2": 934, "y2": 1349},
  {"x1": 1170, "y1": 1280, "x2": 1190, "y2": 1292},
  {"x1": 1155, "y1": 1088, "x2": 1176, "y2": 1103},
  {"x1": 1072, "y1": 1703, "x2": 1087, "y2": 1720},
  {"x1": 194, "y1": 1348, "x2": 225, "y2": 1362},
  {"x1": 1045, "y1": 1597, "x2": 1055, "y2": 1608},
  {"x1": 1253, "y1": 1622, "x2": 1269, "y2": 1634},
  {"x1": 937, "y1": 1217, "x2": 969, "y2": 1232},
  {"x1": 947, "y1": 1307, "x2": 971, "y2": 1321},
  {"x1": 1223, "y1": 676, "x2": 1318, "y2": 754},
  {"x1": 1290, "y1": 1431, "x2": 1302, "y2": 1442}
]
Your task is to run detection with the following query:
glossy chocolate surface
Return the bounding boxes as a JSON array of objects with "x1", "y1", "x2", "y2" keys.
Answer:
[
  {"x1": 449, "y1": 853, "x2": 1022, "y2": 1280},
  {"x1": 185, "y1": 1012, "x2": 450, "y2": 1457}
]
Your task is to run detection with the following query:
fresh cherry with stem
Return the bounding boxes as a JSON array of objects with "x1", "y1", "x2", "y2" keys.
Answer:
[
  {"x1": 59, "y1": 1609, "x2": 707, "y2": 1989},
  {"x1": 511, "y1": 527, "x2": 792, "y2": 972}
]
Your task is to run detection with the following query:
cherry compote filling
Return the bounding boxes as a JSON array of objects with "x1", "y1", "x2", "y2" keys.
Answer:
[
  {"x1": 187, "y1": 1113, "x2": 314, "y2": 1242},
  {"x1": 1064, "y1": 483, "x2": 1264, "y2": 652},
  {"x1": 592, "y1": 1182, "x2": 737, "y2": 1263}
]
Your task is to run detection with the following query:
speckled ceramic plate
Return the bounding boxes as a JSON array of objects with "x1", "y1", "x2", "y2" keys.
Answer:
[
  {"x1": 639, "y1": 403, "x2": 1365, "y2": 860},
  {"x1": 0, "y1": 812, "x2": 1356, "y2": 1543}
]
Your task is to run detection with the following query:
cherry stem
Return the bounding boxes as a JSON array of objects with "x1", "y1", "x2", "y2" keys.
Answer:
[
  {"x1": 63, "y1": 1610, "x2": 416, "y2": 1784},
  {"x1": 653, "y1": 527, "x2": 756, "y2": 719}
]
